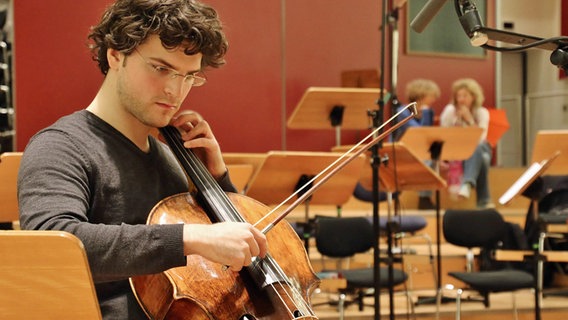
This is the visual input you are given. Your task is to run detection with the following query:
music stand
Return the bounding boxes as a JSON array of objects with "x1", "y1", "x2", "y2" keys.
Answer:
[
  {"x1": 400, "y1": 127, "x2": 483, "y2": 162},
  {"x1": 226, "y1": 164, "x2": 255, "y2": 194},
  {"x1": 287, "y1": 87, "x2": 388, "y2": 145},
  {"x1": 332, "y1": 143, "x2": 446, "y2": 192},
  {"x1": 528, "y1": 130, "x2": 566, "y2": 318},
  {"x1": 498, "y1": 151, "x2": 559, "y2": 320},
  {"x1": 223, "y1": 152, "x2": 268, "y2": 192},
  {"x1": 400, "y1": 127, "x2": 483, "y2": 305},
  {"x1": 243, "y1": 151, "x2": 366, "y2": 253},
  {"x1": 531, "y1": 130, "x2": 568, "y2": 175},
  {"x1": 499, "y1": 151, "x2": 560, "y2": 208}
]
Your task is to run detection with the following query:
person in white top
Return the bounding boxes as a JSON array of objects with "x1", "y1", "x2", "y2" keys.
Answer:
[{"x1": 440, "y1": 78, "x2": 494, "y2": 208}]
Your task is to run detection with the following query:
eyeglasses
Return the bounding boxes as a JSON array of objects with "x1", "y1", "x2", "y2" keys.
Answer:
[{"x1": 134, "y1": 49, "x2": 206, "y2": 87}]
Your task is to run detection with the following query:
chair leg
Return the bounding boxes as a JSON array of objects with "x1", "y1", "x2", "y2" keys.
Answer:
[
  {"x1": 511, "y1": 292, "x2": 518, "y2": 320},
  {"x1": 435, "y1": 287, "x2": 441, "y2": 320},
  {"x1": 338, "y1": 293, "x2": 346, "y2": 320},
  {"x1": 357, "y1": 290, "x2": 365, "y2": 311},
  {"x1": 456, "y1": 288, "x2": 463, "y2": 320},
  {"x1": 424, "y1": 233, "x2": 439, "y2": 290},
  {"x1": 403, "y1": 283, "x2": 417, "y2": 320}
]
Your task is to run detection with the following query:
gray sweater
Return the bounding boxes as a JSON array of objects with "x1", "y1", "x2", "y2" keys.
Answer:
[{"x1": 18, "y1": 110, "x2": 235, "y2": 319}]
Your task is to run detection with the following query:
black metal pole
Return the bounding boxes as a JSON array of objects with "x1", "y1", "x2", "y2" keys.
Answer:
[
  {"x1": 386, "y1": 3, "x2": 402, "y2": 319},
  {"x1": 372, "y1": 0, "x2": 388, "y2": 319}
]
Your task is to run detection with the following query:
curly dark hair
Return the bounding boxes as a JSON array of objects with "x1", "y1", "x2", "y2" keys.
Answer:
[{"x1": 88, "y1": 0, "x2": 228, "y2": 75}]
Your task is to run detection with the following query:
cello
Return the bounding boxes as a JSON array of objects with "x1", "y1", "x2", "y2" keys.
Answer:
[
  {"x1": 130, "y1": 125, "x2": 319, "y2": 319},
  {"x1": 130, "y1": 104, "x2": 417, "y2": 319}
]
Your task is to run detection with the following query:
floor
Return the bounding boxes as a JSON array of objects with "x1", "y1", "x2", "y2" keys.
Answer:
[
  {"x1": 289, "y1": 203, "x2": 568, "y2": 320},
  {"x1": 309, "y1": 287, "x2": 568, "y2": 319}
]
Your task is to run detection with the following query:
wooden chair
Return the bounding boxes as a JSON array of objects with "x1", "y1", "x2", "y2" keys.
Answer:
[
  {"x1": 0, "y1": 230, "x2": 102, "y2": 319},
  {"x1": 0, "y1": 152, "x2": 22, "y2": 229}
]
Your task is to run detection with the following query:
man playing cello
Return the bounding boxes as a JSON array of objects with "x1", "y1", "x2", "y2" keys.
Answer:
[{"x1": 18, "y1": 1, "x2": 268, "y2": 318}]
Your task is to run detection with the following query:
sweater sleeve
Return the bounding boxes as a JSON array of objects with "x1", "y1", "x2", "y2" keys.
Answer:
[
  {"x1": 18, "y1": 130, "x2": 187, "y2": 283},
  {"x1": 216, "y1": 169, "x2": 238, "y2": 193}
]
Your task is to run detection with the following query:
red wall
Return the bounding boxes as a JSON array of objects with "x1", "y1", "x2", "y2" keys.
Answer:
[
  {"x1": 14, "y1": 1, "x2": 108, "y2": 151},
  {"x1": 13, "y1": 1, "x2": 495, "y2": 153}
]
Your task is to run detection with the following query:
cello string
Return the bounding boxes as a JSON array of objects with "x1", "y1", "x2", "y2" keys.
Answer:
[
  {"x1": 163, "y1": 128, "x2": 314, "y2": 317},
  {"x1": 259, "y1": 245, "x2": 317, "y2": 316},
  {"x1": 248, "y1": 255, "x2": 315, "y2": 318},
  {"x1": 164, "y1": 126, "x2": 239, "y2": 222},
  {"x1": 228, "y1": 254, "x2": 299, "y2": 318},
  {"x1": 264, "y1": 256, "x2": 314, "y2": 316},
  {"x1": 253, "y1": 102, "x2": 417, "y2": 228}
]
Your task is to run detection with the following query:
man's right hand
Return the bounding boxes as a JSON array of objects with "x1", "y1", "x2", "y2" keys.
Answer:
[{"x1": 183, "y1": 222, "x2": 268, "y2": 271}]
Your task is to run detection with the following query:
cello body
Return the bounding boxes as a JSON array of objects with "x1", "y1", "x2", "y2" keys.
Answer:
[{"x1": 130, "y1": 192, "x2": 320, "y2": 319}]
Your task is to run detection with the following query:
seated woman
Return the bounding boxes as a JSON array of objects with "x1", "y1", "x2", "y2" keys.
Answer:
[
  {"x1": 392, "y1": 79, "x2": 439, "y2": 142},
  {"x1": 440, "y1": 78, "x2": 494, "y2": 209}
]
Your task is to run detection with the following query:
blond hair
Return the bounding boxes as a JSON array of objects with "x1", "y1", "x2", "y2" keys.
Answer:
[
  {"x1": 451, "y1": 78, "x2": 485, "y2": 109},
  {"x1": 405, "y1": 79, "x2": 440, "y2": 103}
]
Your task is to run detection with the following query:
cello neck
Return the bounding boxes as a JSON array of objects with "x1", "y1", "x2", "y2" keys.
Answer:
[{"x1": 159, "y1": 126, "x2": 243, "y2": 223}]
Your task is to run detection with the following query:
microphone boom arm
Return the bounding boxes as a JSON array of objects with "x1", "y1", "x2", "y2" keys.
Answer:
[{"x1": 455, "y1": 0, "x2": 568, "y2": 72}]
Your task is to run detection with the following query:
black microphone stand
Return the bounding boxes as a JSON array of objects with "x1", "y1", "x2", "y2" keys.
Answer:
[
  {"x1": 372, "y1": 1, "x2": 403, "y2": 319},
  {"x1": 384, "y1": 2, "x2": 404, "y2": 319},
  {"x1": 369, "y1": 1, "x2": 388, "y2": 319}
]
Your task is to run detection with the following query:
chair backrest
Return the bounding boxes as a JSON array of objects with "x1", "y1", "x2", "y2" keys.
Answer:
[
  {"x1": 0, "y1": 152, "x2": 22, "y2": 224},
  {"x1": 0, "y1": 230, "x2": 102, "y2": 319},
  {"x1": 443, "y1": 209, "x2": 506, "y2": 248},
  {"x1": 315, "y1": 216, "x2": 374, "y2": 258}
]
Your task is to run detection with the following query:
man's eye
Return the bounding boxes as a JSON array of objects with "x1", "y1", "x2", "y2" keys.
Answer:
[{"x1": 153, "y1": 65, "x2": 170, "y2": 74}]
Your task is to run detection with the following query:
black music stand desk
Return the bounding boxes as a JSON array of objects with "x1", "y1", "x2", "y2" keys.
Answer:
[
  {"x1": 498, "y1": 150, "x2": 560, "y2": 320},
  {"x1": 400, "y1": 127, "x2": 483, "y2": 305},
  {"x1": 332, "y1": 142, "x2": 446, "y2": 193}
]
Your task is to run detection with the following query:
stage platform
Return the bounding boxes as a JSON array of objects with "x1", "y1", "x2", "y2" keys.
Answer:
[
  {"x1": 300, "y1": 209, "x2": 568, "y2": 319},
  {"x1": 310, "y1": 288, "x2": 568, "y2": 319}
]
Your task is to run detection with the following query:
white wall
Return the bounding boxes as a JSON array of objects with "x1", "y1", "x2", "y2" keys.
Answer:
[{"x1": 497, "y1": 0, "x2": 568, "y2": 167}]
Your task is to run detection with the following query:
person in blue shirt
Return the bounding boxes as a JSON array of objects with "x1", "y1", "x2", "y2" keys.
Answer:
[
  {"x1": 392, "y1": 79, "x2": 439, "y2": 142},
  {"x1": 392, "y1": 79, "x2": 440, "y2": 210}
]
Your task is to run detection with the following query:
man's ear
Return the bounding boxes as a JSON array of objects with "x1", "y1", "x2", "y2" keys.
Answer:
[{"x1": 107, "y1": 48, "x2": 123, "y2": 70}]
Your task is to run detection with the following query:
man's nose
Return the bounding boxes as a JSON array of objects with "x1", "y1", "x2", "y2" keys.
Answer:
[{"x1": 164, "y1": 75, "x2": 188, "y2": 98}]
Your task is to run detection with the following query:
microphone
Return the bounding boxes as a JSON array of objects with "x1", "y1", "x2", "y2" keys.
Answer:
[
  {"x1": 550, "y1": 47, "x2": 568, "y2": 73},
  {"x1": 410, "y1": 0, "x2": 447, "y2": 33},
  {"x1": 458, "y1": 0, "x2": 488, "y2": 46}
]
